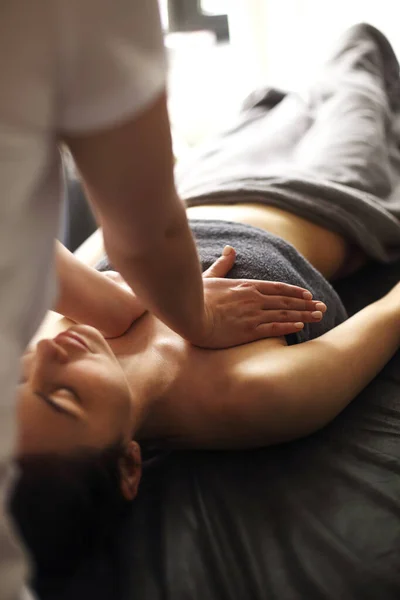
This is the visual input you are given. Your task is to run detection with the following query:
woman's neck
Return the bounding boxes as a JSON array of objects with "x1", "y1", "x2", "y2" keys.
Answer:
[{"x1": 108, "y1": 314, "x2": 188, "y2": 440}]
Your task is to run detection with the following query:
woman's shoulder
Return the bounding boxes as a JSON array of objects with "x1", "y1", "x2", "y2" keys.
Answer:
[{"x1": 149, "y1": 334, "x2": 287, "y2": 448}]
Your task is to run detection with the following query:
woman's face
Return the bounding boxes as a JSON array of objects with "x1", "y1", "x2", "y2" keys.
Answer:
[{"x1": 16, "y1": 325, "x2": 134, "y2": 456}]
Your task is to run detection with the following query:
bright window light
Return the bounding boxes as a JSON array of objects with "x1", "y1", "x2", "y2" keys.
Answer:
[{"x1": 201, "y1": 1, "x2": 229, "y2": 15}]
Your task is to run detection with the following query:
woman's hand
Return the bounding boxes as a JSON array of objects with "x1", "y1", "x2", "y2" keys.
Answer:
[{"x1": 192, "y1": 246, "x2": 327, "y2": 349}]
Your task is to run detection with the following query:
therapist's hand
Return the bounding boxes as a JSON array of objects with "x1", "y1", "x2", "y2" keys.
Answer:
[{"x1": 192, "y1": 246, "x2": 327, "y2": 348}]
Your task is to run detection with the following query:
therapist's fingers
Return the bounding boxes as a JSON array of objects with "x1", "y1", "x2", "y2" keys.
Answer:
[
  {"x1": 203, "y1": 246, "x2": 236, "y2": 279},
  {"x1": 203, "y1": 255, "x2": 316, "y2": 305},
  {"x1": 261, "y1": 296, "x2": 327, "y2": 313},
  {"x1": 252, "y1": 280, "x2": 314, "y2": 300},
  {"x1": 260, "y1": 309, "x2": 324, "y2": 324}
]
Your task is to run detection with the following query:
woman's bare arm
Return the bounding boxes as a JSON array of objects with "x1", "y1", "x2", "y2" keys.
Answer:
[
  {"x1": 54, "y1": 242, "x2": 146, "y2": 337},
  {"x1": 30, "y1": 232, "x2": 106, "y2": 345},
  {"x1": 191, "y1": 286, "x2": 400, "y2": 448}
]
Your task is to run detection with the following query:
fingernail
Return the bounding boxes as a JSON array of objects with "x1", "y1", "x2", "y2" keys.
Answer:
[
  {"x1": 311, "y1": 311, "x2": 322, "y2": 319},
  {"x1": 295, "y1": 322, "x2": 304, "y2": 329},
  {"x1": 223, "y1": 245, "x2": 233, "y2": 256},
  {"x1": 315, "y1": 302, "x2": 327, "y2": 313},
  {"x1": 303, "y1": 291, "x2": 313, "y2": 299}
]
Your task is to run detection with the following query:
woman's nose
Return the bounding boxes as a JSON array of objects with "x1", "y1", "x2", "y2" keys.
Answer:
[{"x1": 31, "y1": 339, "x2": 68, "y2": 387}]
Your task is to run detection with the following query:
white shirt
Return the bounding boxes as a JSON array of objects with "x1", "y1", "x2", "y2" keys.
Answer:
[{"x1": 0, "y1": 2, "x2": 166, "y2": 597}]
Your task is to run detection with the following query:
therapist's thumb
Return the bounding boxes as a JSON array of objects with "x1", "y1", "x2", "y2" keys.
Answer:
[{"x1": 202, "y1": 246, "x2": 236, "y2": 279}]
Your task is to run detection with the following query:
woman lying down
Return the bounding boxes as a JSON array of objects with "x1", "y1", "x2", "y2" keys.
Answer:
[{"x1": 11, "y1": 22, "x2": 400, "y2": 592}]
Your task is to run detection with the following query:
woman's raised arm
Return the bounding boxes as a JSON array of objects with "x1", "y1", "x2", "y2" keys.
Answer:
[
  {"x1": 195, "y1": 284, "x2": 400, "y2": 448},
  {"x1": 54, "y1": 241, "x2": 147, "y2": 337}
]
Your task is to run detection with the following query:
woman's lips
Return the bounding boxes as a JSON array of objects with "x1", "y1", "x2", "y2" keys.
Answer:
[{"x1": 55, "y1": 330, "x2": 90, "y2": 351}]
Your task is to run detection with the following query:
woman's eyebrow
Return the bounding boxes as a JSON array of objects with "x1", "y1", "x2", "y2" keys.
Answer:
[{"x1": 34, "y1": 391, "x2": 79, "y2": 420}]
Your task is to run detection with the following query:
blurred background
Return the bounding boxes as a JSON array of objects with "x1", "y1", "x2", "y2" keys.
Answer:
[{"x1": 160, "y1": 0, "x2": 400, "y2": 150}]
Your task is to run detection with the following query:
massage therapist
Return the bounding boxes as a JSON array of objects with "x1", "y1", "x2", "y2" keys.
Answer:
[{"x1": 0, "y1": 3, "x2": 317, "y2": 598}]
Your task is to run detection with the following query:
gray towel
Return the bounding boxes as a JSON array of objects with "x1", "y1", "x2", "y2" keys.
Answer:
[
  {"x1": 191, "y1": 220, "x2": 347, "y2": 344},
  {"x1": 176, "y1": 24, "x2": 400, "y2": 262}
]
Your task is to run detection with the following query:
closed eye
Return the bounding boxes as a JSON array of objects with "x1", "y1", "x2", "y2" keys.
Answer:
[
  {"x1": 52, "y1": 387, "x2": 81, "y2": 405},
  {"x1": 18, "y1": 379, "x2": 81, "y2": 406},
  {"x1": 34, "y1": 391, "x2": 79, "y2": 420}
]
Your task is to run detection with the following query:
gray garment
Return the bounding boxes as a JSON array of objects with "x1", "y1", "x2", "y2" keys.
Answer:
[{"x1": 176, "y1": 23, "x2": 400, "y2": 262}]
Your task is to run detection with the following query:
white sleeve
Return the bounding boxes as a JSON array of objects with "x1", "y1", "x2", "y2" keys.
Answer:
[{"x1": 57, "y1": 0, "x2": 167, "y2": 133}]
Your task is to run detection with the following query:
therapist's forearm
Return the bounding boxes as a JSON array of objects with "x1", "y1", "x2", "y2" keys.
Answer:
[
  {"x1": 102, "y1": 199, "x2": 206, "y2": 342},
  {"x1": 64, "y1": 91, "x2": 207, "y2": 342}
]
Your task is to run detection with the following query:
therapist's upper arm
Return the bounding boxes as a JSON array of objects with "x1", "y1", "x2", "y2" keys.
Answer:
[{"x1": 63, "y1": 90, "x2": 177, "y2": 254}]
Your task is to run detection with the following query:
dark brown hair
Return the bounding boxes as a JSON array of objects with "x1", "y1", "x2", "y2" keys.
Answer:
[{"x1": 8, "y1": 439, "x2": 132, "y2": 593}]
